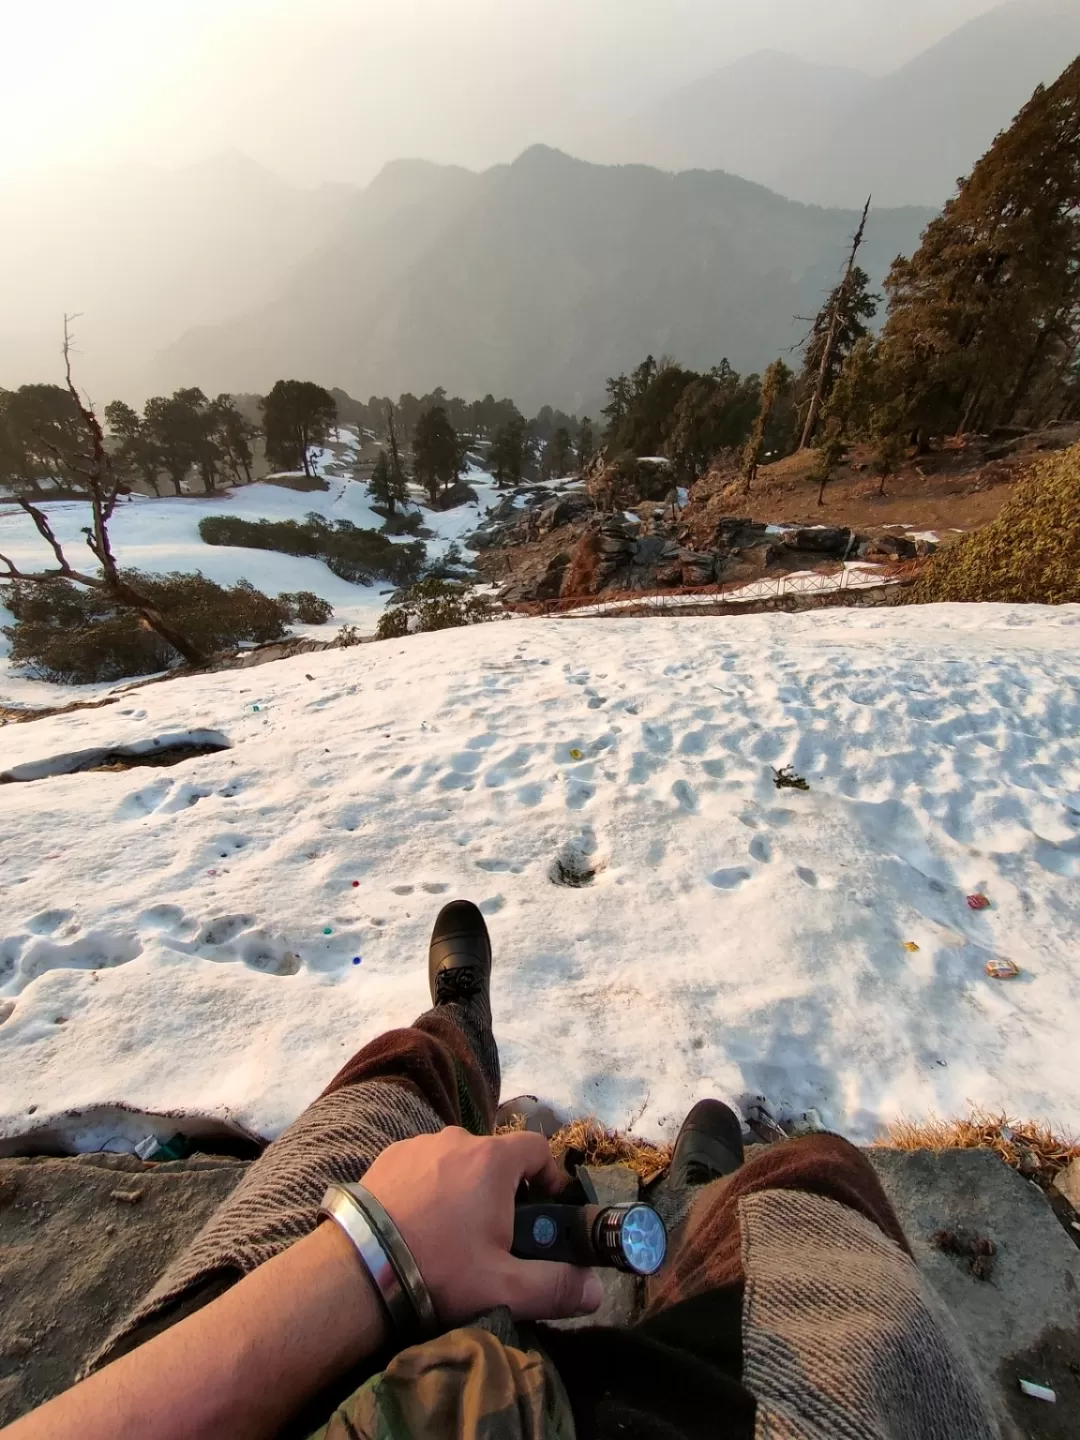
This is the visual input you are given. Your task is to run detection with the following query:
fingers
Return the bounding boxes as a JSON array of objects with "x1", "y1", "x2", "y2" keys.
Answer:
[
  {"x1": 503, "y1": 1259, "x2": 605, "y2": 1322},
  {"x1": 495, "y1": 1130, "x2": 564, "y2": 1195}
]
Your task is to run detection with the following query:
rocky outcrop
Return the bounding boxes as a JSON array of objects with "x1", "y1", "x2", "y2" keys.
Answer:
[
  {"x1": 431, "y1": 480, "x2": 480, "y2": 510},
  {"x1": 788, "y1": 526, "x2": 857, "y2": 556},
  {"x1": 862, "y1": 532, "x2": 918, "y2": 560},
  {"x1": 475, "y1": 479, "x2": 937, "y2": 605},
  {"x1": 587, "y1": 455, "x2": 675, "y2": 509},
  {"x1": 466, "y1": 485, "x2": 592, "y2": 553}
]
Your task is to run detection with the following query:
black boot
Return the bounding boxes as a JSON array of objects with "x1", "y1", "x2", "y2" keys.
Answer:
[
  {"x1": 670, "y1": 1099, "x2": 745, "y2": 1187},
  {"x1": 428, "y1": 900, "x2": 492, "y2": 1009}
]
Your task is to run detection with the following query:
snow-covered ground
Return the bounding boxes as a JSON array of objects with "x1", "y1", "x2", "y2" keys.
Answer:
[
  {"x1": 2, "y1": 605, "x2": 1079, "y2": 1153},
  {"x1": 0, "y1": 431, "x2": 499, "y2": 705}
]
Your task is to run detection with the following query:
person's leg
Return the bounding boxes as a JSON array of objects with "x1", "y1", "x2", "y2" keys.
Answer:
[
  {"x1": 543, "y1": 1129, "x2": 997, "y2": 1440},
  {"x1": 646, "y1": 1127, "x2": 913, "y2": 1316},
  {"x1": 91, "y1": 902, "x2": 497, "y2": 1369}
]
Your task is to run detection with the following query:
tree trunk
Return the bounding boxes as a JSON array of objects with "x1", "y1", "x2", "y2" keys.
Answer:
[
  {"x1": 111, "y1": 577, "x2": 208, "y2": 667},
  {"x1": 799, "y1": 196, "x2": 871, "y2": 452},
  {"x1": 1005, "y1": 325, "x2": 1055, "y2": 424}
]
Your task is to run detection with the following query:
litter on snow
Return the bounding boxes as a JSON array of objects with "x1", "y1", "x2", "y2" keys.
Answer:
[
  {"x1": 985, "y1": 959, "x2": 1021, "y2": 980},
  {"x1": 1018, "y1": 1380, "x2": 1056, "y2": 1403},
  {"x1": 966, "y1": 894, "x2": 991, "y2": 910}
]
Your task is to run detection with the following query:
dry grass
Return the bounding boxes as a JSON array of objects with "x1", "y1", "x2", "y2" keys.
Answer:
[
  {"x1": 504, "y1": 1107, "x2": 1079, "y2": 1194},
  {"x1": 883, "y1": 1109, "x2": 1080, "y2": 1190},
  {"x1": 498, "y1": 1114, "x2": 673, "y2": 1185},
  {"x1": 551, "y1": 1118, "x2": 674, "y2": 1185}
]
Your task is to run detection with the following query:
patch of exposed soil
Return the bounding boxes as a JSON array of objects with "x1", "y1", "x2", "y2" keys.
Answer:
[
  {"x1": 682, "y1": 427, "x2": 1080, "y2": 544},
  {"x1": 0, "y1": 1153, "x2": 246, "y2": 1424}
]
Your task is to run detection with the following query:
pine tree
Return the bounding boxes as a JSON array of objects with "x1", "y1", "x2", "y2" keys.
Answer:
[
  {"x1": 385, "y1": 402, "x2": 408, "y2": 501},
  {"x1": 601, "y1": 374, "x2": 631, "y2": 441},
  {"x1": 809, "y1": 420, "x2": 845, "y2": 508},
  {"x1": 576, "y1": 416, "x2": 595, "y2": 470},
  {"x1": 542, "y1": 426, "x2": 574, "y2": 480},
  {"x1": 488, "y1": 415, "x2": 533, "y2": 488},
  {"x1": 412, "y1": 405, "x2": 460, "y2": 505},
  {"x1": 1, "y1": 384, "x2": 86, "y2": 498},
  {"x1": 369, "y1": 449, "x2": 408, "y2": 513},
  {"x1": 742, "y1": 359, "x2": 793, "y2": 491},
  {"x1": 799, "y1": 198, "x2": 873, "y2": 450},
  {"x1": 210, "y1": 395, "x2": 257, "y2": 485},
  {"x1": 104, "y1": 400, "x2": 162, "y2": 495},
  {"x1": 666, "y1": 362, "x2": 761, "y2": 481},
  {"x1": 877, "y1": 58, "x2": 1080, "y2": 439},
  {"x1": 797, "y1": 265, "x2": 878, "y2": 441},
  {"x1": 260, "y1": 380, "x2": 337, "y2": 476}
]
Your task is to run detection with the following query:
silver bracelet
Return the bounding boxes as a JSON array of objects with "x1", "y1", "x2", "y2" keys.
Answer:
[{"x1": 319, "y1": 1182, "x2": 437, "y2": 1340}]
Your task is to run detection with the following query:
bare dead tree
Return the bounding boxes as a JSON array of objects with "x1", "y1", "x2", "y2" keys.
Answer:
[
  {"x1": 385, "y1": 401, "x2": 407, "y2": 494},
  {"x1": 798, "y1": 196, "x2": 872, "y2": 452},
  {"x1": 0, "y1": 319, "x2": 208, "y2": 667}
]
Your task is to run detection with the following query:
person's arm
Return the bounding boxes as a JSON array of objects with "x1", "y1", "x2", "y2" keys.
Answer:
[{"x1": 2, "y1": 1128, "x2": 601, "y2": 1440}]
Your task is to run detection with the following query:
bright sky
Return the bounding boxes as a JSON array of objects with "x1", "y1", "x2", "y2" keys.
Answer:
[{"x1": 1, "y1": 0, "x2": 1009, "y2": 186}]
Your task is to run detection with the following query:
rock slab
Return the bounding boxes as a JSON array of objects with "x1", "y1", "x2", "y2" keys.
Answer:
[{"x1": 870, "y1": 1148, "x2": 1080, "y2": 1440}]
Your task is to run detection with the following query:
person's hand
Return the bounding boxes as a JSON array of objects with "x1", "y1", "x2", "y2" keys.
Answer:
[{"x1": 359, "y1": 1127, "x2": 604, "y2": 1324}]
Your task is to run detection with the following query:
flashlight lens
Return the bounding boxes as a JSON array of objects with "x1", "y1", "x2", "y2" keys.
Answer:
[{"x1": 618, "y1": 1205, "x2": 667, "y2": 1275}]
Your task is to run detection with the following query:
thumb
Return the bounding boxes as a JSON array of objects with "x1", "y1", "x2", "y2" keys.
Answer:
[{"x1": 507, "y1": 1261, "x2": 605, "y2": 1321}]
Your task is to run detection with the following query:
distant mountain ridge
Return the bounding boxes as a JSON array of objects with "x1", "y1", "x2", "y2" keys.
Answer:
[
  {"x1": 583, "y1": 0, "x2": 1080, "y2": 207},
  {"x1": 154, "y1": 146, "x2": 933, "y2": 414}
]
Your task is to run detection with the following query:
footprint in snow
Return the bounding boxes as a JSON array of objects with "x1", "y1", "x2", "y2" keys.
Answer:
[
  {"x1": 672, "y1": 780, "x2": 698, "y2": 813},
  {"x1": 26, "y1": 908, "x2": 75, "y2": 936},
  {"x1": 709, "y1": 867, "x2": 752, "y2": 890}
]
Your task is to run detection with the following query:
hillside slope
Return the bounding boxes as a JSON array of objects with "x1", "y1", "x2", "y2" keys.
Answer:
[
  {"x1": 1, "y1": 608, "x2": 1078, "y2": 1151},
  {"x1": 155, "y1": 147, "x2": 932, "y2": 413}
]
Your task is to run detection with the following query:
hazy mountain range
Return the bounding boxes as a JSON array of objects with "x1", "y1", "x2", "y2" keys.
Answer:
[
  {"x1": 583, "y1": 0, "x2": 1080, "y2": 206},
  {"x1": 154, "y1": 148, "x2": 931, "y2": 415},
  {"x1": 0, "y1": 0, "x2": 1073, "y2": 409}
]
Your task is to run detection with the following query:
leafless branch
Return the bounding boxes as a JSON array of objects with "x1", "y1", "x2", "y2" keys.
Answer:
[
  {"x1": 17, "y1": 497, "x2": 74, "y2": 573},
  {"x1": 7, "y1": 499, "x2": 101, "y2": 586}
]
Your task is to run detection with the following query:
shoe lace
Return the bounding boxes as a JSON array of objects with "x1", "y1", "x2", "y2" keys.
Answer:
[{"x1": 435, "y1": 966, "x2": 482, "y2": 1005}]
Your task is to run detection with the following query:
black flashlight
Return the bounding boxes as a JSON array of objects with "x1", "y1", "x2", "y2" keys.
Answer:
[{"x1": 511, "y1": 1201, "x2": 667, "y2": 1276}]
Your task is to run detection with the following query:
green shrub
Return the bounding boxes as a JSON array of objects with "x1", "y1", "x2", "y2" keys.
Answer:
[
  {"x1": 278, "y1": 590, "x2": 333, "y2": 624},
  {"x1": 375, "y1": 578, "x2": 495, "y2": 641},
  {"x1": 199, "y1": 513, "x2": 425, "y2": 587},
  {"x1": 907, "y1": 444, "x2": 1080, "y2": 605},
  {"x1": 423, "y1": 540, "x2": 473, "y2": 582},
  {"x1": 1, "y1": 572, "x2": 290, "y2": 683},
  {"x1": 372, "y1": 507, "x2": 424, "y2": 537}
]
